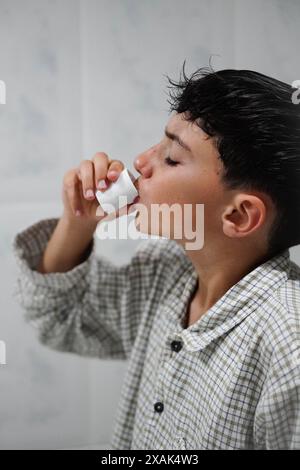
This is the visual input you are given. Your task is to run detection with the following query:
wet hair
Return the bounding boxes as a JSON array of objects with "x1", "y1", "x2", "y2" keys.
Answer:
[{"x1": 164, "y1": 60, "x2": 300, "y2": 258}]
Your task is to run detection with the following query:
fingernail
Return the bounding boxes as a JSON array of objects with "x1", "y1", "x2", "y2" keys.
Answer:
[
  {"x1": 85, "y1": 189, "x2": 94, "y2": 199},
  {"x1": 108, "y1": 171, "x2": 118, "y2": 178},
  {"x1": 97, "y1": 179, "x2": 107, "y2": 189}
]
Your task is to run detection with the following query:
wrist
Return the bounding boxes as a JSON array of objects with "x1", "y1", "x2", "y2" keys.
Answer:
[{"x1": 61, "y1": 212, "x2": 98, "y2": 234}]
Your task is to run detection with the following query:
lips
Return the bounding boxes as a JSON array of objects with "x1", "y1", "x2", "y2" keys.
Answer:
[{"x1": 127, "y1": 195, "x2": 140, "y2": 210}]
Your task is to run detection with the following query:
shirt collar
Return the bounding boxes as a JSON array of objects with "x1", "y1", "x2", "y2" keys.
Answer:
[{"x1": 162, "y1": 248, "x2": 291, "y2": 352}]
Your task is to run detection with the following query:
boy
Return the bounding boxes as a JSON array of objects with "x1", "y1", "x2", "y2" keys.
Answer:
[{"x1": 13, "y1": 64, "x2": 300, "y2": 449}]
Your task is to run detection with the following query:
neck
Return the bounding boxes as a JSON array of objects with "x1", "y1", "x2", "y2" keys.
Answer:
[{"x1": 182, "y1": 242, "x2": 269, "y2": 313}]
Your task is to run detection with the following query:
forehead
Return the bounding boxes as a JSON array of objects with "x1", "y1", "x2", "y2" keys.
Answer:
[{"x1": 167, "y1": 112, "x2": 209, "y2": 146}]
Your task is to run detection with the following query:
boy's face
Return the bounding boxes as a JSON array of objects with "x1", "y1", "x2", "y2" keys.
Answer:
[{"x1": 133, "y1": 111, "x2": 227, "y2": 247}]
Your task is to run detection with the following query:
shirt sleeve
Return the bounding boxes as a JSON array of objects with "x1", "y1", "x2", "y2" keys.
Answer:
[
  {"x1": 254, "y1": 325, "x2": 300, "y2": 449},
  {"x1": 12, "y1": 217, "x2": 165, "y2": 361}
]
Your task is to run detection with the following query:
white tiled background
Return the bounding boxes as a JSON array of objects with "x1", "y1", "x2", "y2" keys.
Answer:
[{"x1": 0, "y1": 0, "x2": 299, "y2": 449}]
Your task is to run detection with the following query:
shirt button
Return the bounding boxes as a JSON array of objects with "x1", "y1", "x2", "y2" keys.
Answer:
[
  {"x1": 171, "y1": 340, "x2": 183, "y2": 352},
  {"x1": 154, "y1": 402, "x2": 164, "y2": 413}
]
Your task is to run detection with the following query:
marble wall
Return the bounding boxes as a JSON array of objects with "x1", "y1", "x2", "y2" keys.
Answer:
[{"x1": 0, "y1": 0, "x2": 299, "y2": 449}]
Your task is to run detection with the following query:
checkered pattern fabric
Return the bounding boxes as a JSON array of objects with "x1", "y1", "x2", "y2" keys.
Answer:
[{"x1": 12, "y1": 218, "x2": 300, "y2": 449}]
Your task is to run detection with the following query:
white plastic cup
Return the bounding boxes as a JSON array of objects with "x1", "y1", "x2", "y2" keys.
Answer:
[{"x1": 95, "y1": 168, "x2": 139, "y2": 215}]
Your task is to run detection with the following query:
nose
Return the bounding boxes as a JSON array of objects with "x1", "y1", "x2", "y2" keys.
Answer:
[{"x1": 133, "y1": 144, "x2": 157, "y2": 178}]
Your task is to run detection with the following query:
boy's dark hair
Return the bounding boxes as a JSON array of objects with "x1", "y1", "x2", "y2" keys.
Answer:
[{"x1": 165, "y1": 60, "x2": 300, "y2": 258}]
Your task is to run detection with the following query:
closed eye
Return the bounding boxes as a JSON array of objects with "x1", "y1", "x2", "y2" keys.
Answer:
[{"x1": 164, "y1": 155, "x2": 179, "y2": 166}]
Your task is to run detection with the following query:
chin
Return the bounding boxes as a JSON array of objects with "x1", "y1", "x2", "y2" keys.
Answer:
[
  {"x1": 134, "y1": 210, "x2": 176, "y2": 240},
  {"x1": 133, "y1": 200, "x2": 187, "y2": 239}
]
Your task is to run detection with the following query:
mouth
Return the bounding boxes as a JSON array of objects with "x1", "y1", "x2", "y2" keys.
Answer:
[
  {"x1": 128, "y1": 195, "x2": 140, "y2": 206},
  {"x1": 127, "y1": 195, "x2": 141, "y2": 214}
]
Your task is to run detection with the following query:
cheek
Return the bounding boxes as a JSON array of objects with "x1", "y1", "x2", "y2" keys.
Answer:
[
  {"x1": 143, "y1": 167, "x2": 221, "y2": 206},
  {"x1": 189, "y1": 171, "x2": 222, "y2": 203},
  {"x1": 142, "y1": 174, "x2": 179, "y2": 203}
]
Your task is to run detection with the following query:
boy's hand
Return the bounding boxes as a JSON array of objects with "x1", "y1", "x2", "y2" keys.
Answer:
[{"x1": 62, "y1": 152, "x2": 126, "y2": 225}]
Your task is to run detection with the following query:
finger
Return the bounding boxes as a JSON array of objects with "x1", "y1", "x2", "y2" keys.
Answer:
[
  {"x1": 76, "y1": 167, "x2": 82, "y2": 181},
  {"x1": 63, "y1": 169, "x2": 83, "y2": 216},
  {"x1": 78, "y1": 160, "x2": 95, "y2": 200},
  {"x1": 95, "y1": 204, "x2": 107, "y2": 218},
  {"x1": 70, "y1": 179, "x2": 84, "y2": 216},
  {"x1": 92, "y1": 152, "x2": 110, "y2": 191},
  {"x1": 107, "y1": 160, "x2": 125, "y2": 182}
]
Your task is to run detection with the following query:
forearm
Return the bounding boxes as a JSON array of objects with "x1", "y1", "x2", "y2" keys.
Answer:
[{"x1": 36, "y1": 215, "x2": 98, "y2": 273}]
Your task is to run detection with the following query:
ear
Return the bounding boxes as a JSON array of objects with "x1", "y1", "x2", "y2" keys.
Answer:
[{"x1": 222, "y1": 194, "x2": 267, "y2": 239}]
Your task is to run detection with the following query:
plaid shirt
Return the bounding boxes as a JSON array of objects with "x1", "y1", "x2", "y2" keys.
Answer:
[{"x1": 13, "y1": 218, "x2": 300, "y2": 450}]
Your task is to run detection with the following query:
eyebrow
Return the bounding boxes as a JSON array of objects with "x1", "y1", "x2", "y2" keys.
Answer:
[{"x1": 164, "y1": 126, "x2": 192, "y2": 152}]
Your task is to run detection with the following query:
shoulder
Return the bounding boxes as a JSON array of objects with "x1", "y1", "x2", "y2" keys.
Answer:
[
  {"x1": 256, "y1": 260, "x2": 300, "y2": 364},
  {"x1": 270, "y1": 260, "x2": 300, "y2": 336}
]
